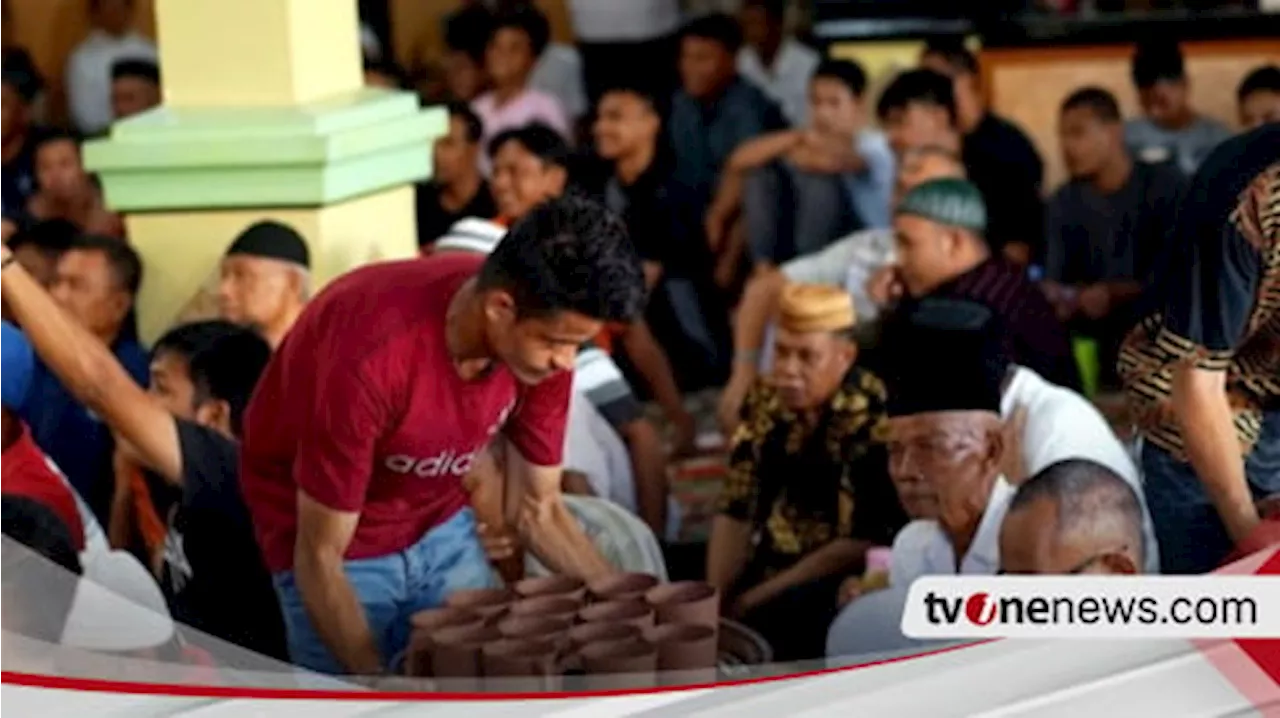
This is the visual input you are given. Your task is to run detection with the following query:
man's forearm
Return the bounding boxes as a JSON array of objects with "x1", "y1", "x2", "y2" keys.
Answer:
[
  {"x1": 623, "y1": 419, "x2": 668, "y2": 536},
  {"x1": 752, "y1": 539, "x2": 864, "y2": 604},
  {"x1": 518, "y1": 496, "x2": 614, "y2": 581},
  {"x1": 294, "y1": 549, "x2": 383, "y2": 675},
  {"x1": 733, "y1": 270, "x2": 785, "y2": 357},
  {"x1": 1171, "y1": 364, "x2": 1258, "y2": 541},
  {"x1": 621, "y1": 321, "x2": 685, "y2": 421},
  {"x1": 706, "y1": 515, "x2": 753, "y2": 594}
]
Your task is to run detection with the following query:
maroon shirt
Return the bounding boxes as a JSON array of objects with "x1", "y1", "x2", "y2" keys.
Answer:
[{"x1": 240, "y1": 254, "x2": 572, "y2": 573}]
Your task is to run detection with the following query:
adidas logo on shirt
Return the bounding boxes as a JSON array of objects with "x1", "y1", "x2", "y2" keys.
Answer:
[{"x1": 384, "y1": 450, "x2": 476, "y2": 479}]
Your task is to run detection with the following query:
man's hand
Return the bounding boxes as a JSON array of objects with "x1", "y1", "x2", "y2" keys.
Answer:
[
  {"x1": 476, "y1": 521, "x2": 519, "y2": 563},
  {"x1": 866, "y1": 265, "x2": 904, "y2": 309},
  {"x1": 1078, "y1": 284, "x2": 1112, "y2": 320},
  {"x1": 704, "y1": 202, "x2": 734, "y2": 254},
  {"x1": 837, "y1": 576, "x2": 864, "y2": 607},
  {"x1": 729, "y1": 585, "x2": 767, "y2": 618},
  {"x1": 717, "y1": 366, "x2": 757, "y2": 439},
  {"x1": 1002, "y1": 242, "x2": 1032, "y2": 267},
  {"x1": 1257, "y1": 494, "x2": 1280, "y2": 521}
]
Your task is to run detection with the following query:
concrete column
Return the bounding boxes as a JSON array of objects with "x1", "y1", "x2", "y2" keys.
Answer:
[{"x1": 85, "y1": 0, "x2": 441, "y2": 344}]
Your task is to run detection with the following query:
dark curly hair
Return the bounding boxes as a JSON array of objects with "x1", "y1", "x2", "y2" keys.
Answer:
[{"x1": 477, "y1": 196, "x2": 646, "y2": 323}]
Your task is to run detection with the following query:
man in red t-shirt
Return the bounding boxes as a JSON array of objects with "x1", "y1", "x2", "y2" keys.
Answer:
[
  {"x1": 2, "y1": 416, "x2": 85, "y2": 553},
  {"x1": 240, "y1": 196, "x2": 648, "y2": 675}
]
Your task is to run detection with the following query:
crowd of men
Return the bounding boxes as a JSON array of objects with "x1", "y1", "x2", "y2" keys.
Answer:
[{"x1": 2, "y1": 0, "x2": 1280, "y2": 678}]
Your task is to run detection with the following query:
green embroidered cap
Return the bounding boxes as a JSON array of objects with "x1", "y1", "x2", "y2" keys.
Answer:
[{"x1": 895, "y1": 177, "x2": 987, "y2": 233}]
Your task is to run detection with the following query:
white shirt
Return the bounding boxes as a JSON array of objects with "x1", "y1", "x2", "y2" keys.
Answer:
[
  {"x1": 568, "y1": 0, "x2": 682, "y2": 42},
  {"x1": 890, "y1": 477, "x2": 1015, "y2": 587},
  {"x1": 737, "y1": 39, "x2": 820, "y2": 127},
  {"x1": 530, "y1": 43, "x2": 588, "y2": 122},
  {"x1": 1001, "y1": 365, "x2": 1159, "y2": 573},
  {"x1": 563, "y1": 388, "x2": 635, "y2": 511},
  {"x1": 65, "y1": 30, "x2": 158, "y2": 136}
]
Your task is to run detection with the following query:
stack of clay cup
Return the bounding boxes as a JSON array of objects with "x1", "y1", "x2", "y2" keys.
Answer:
[{"x1": 404, "y1": 573, "x2": 720, "y2": 690}]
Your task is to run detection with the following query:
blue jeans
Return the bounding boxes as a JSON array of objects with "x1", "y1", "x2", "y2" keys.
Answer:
[
  {"x1": 273, "y1": 508, "x2": 497, "y2": 674},
  {"x1": 1142, "y1": 410, "x2": 1280, "y2": 575}
]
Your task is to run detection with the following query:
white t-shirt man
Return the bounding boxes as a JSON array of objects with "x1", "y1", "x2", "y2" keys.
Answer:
[
  {"x1": 65, "y1": 29, "x2": 157, "y2": 135},
  {"x1": 567, "y1": 0, "x2": 682, "y2": 42},
  {"x1": 737, "y1": 38, "x2": 820, "y2": 128},
  {"x1": 1001, "y1": 365, "x2": 1158, "y2": 573},
  {"x1": 890, "y1": 477, "x2": 1015, "y2": 586}
]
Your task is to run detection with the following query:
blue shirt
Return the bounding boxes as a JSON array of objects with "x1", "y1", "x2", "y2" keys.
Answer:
[
  {"x1": 20, "y1": 338, "x2": 150, "y2": 521},
  {"x1": 668, "y1": 77, "x2": 786, "y2": 216},
  {"x1": 842, "y1": 130, "x2": 896, "y2": 230}
]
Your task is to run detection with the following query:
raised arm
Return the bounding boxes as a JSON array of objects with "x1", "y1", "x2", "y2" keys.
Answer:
[
  {"x1": 0, "y1": 246, "x2": 183, "y2": 482},
  {"x1": 506, "y1": 442, "x2": 613, "y2": 580}
]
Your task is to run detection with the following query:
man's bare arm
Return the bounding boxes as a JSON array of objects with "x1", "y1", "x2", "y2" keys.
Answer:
[
  {"x1": 738, "y1": 538, "x2": 865, "y2": 611},
  {"x1": 293, "y1": 491, "x2": 383, "y2": 675},
  {"x1": 1170, "y1": 363, "x2": 1258, "y2": 542},
  {"x1": 705, "y1": 514, "x2": 753, "y2": 596},
  {"x1": 0, "y1": 253, "x2": 182, "y2": 481},
  {"x1": 620, "y1": 418, "x2": 668, "y2": 535},
  {"x1": 507, "y1": 442, "x2": 613, "y2": 581}
]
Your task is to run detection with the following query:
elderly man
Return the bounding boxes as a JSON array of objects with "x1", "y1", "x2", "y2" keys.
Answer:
[
  {"x1": 876, "y1": 177, "x2": 1080, "y2": 390},
  {"x1": 1000, "y1": 459, "x2": 1147, "y2": 576},
  {"x1": 217, "y1": 221, "x2": 311, "y2": 350},
  {"x1": 708, "y1": 283, "x2": 906, "y2": 661},
  {"x1": 718, "y1": 145, "x2": 965, "y2": 434}
]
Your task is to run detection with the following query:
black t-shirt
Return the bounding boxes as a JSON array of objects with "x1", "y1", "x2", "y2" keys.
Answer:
[
  {"x1": 962, "y1": 113, "x2": 1045, "y2": 257},
  {"x1": 415, "y1": 181, "x2": 497, "y2": 248},
  {"x1": 153, "y1": 420, "x2": 286, "y2": 660}
]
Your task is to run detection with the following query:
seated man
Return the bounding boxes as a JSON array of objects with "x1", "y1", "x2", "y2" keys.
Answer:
[
  {"x1": 109, "y1": 57, "x2": 159, "y2": 122},
  {"x1": 1125, "y1": 39, "x2": 1231, "y2": 177},
  {"x1": 705, "y1": 58, "x2": 894, "y2": 267},
  {"x1": 216, "y1": 220, "x2": 311, "y2": 350},
  {"x1": 717, "y1": 145, "x2": 964, "y2": 435},
  {"x1": 1237, "y1": 65, "x2": 1280, "y2": 131},
  {"x1": 872, "y1": 177, "x2": 1080, "y2": 390},
  {"x1": 1000, "y1": 459, "x2": 1147, "y2": 575},
  {"x1": 707, "y1": 284, "x2": 906, "y2": 662}
]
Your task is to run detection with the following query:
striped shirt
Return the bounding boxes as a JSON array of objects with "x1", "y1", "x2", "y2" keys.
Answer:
[
  {"x1": 1119, "y1": 128, "x2": 1280, "y2": 459},
  {"x1": 886, "y1": 257, "x2": 1081, "y2": 391}
]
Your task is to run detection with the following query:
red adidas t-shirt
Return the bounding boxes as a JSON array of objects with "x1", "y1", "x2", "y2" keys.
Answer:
[
  {"x1": 240, "y1": 253, "x2": 572, "y2": 573},
  {"x1": 2, "y1": 423, "x2": 86, "y2": 552}
]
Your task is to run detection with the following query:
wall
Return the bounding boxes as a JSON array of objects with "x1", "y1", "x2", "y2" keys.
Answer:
[{"x1": 982, "y1": 39, "x2": 1280, "y2": 191}]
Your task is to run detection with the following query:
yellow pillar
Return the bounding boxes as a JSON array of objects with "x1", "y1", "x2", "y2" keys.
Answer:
[{"x1": 86, "y1": 0, "x2": 440, "y2": 344}]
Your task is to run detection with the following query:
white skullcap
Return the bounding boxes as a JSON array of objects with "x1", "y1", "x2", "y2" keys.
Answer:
[
  {"x1": 61, "y1": 550, "x2": 174, "y2": 652},
  {"x1": 433, "y1": 217, "x2": 507, "y2": 256}
]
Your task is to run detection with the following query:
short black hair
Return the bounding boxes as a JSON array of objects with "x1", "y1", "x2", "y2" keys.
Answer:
[
  {"x1": 32, "y1": 128, "x2": 82, "y2": 159},
  {"x1": 2, "y1": 496, "x2": 83, "y2": 643},
  {"x1": 491, "y1": 6, "x2": 551, "y2": 57},
  {"x1": 1238, "y1": 64, "x2": 1280, "y2": 102},
  {"x1": 743, "y1": 0, "x2": 786, "y2": 21},
  {"x1": 599, "y1": 80, "x2": 667, "y2": 117},
  {"x1": 110, "y1": 57, "x2": 159, "y2": 85},
  {"x1": 447, "y1": 101, "x2": 484, "y2": 144},
  {"x1": 1009, "y1": 459, "x2": 1145, "y2": 561},
  {"x1": 476, "y1": 195, "x2": 646, "y2": 323},
  {"x1": 1, "y1": 65, "x2": 42, "y2": 103},
  {"x1": 876, "y1": 69, "x2": 957, "y2": 124},
  {"x1": 681, "y1": 13, "x2": 743, "y2": 54},
  {"x1": 1062, "y1": 86, "x2": 1122, "y2": 123},
  {"x1": 151, "y1": 320, "x2": 271, "y2": 436},
  {"x1": 1132, "y1": 38, "x2": 1185, "y2": 88},
  {"x1": 67, "y1": 234, "x2": 143, "y2": 297},
  {"x1": 6, "y1": 219, "x2": 78, "y2": 259},
  {"x1": 813, "y1": 58, "x2": 868, "y2": 98},
  {"x1": 922, "y1": 35, "x2": 978, "y2": 76},
  {"x1": 488, "y1": 122, "x2": 571, "y2": 166},
  {"x1": 362, "y1": 56, "x2": 408, "y2": 89},
  {"x1": 445, "y1": 5, "x2": 494, "y2": 63}
]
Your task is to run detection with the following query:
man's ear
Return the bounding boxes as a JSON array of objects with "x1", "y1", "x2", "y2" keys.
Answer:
[
  {"x1": 193, "y1": 398, "x2": 232, "y2": 434},
  {"x1": 982, "y1": 425, "x2": 1005, "y2": 478},
  {"x1": 483, "y1": 289, "x2": 517, "y2": 325},
  {"x1": 1097, "y1": 552, "x2": 1138, "y2": 576}
]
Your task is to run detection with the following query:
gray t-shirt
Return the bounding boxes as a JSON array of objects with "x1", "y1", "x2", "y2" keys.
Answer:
[
  {"x1": 1044, "y1": 160, "x2": 1186, "y2": 286},
  {"x1": 1123, "y1": 116, "x2": 1233, "y2": 177}
]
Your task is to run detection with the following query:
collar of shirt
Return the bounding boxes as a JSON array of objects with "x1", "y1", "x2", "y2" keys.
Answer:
[
  {"x1": 738, "y1": 39, "x2": 816, "y2": 81},
  {"x1": 889, "y1": 475, "x2": 1014, "y2": 585}
]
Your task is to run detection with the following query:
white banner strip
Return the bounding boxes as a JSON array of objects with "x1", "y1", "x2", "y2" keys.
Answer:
[{"x1": 901, "y1": 576, "x2": 1280, "y2": 639}]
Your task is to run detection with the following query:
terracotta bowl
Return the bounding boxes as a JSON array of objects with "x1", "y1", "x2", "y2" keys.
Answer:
[
  {"x1": 514, "y1": 575, "x2": 587, "y2": 602},
  {"x1": 567, "y1": 621, "x2": 640, "y2": 648},
  {"x1": 508, "y1": 595, "x2": 581, "y2": 622},
  {"x1": 444, "y1": 587, "x2": 513, "y2": 624},
  {"x1": 644, "y1": 623, "x2": 718, "y2": 672},
  {"x1": 578, "y1": 599, "x2": 654, "y2": 630},
  {"x1": 588, "y1": 572, "x2": 659, "y2": 602},
  {"x1": 645, "y1": 581, "x2": 719, "y2": 628},
  {"x1": 579, "y1": 638, "x2": 658, "y2": 689},
  {"x1": 429, "y1": 623, "x2": 502, "y2": 678}
]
